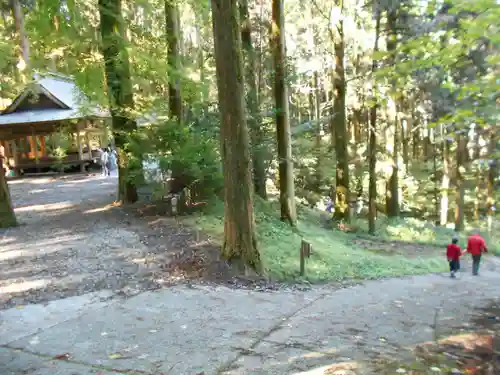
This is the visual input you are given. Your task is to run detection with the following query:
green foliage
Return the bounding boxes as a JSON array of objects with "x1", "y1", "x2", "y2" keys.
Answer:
[
  {"x1": 366, "y1": 216, "x2": 499, "y2": 255},
  {"x1": 293, "y1": 137, "x2": 335, "y2": 207},
  {"x1": 187, "y1": 200, "x2": 447, "y2": 282},
  {"x1": 138, "y1": 116, "x2": 223, "y2": 196},
  {"x1": 377, "y1": 0, "x2": 500, "y2": 128}
]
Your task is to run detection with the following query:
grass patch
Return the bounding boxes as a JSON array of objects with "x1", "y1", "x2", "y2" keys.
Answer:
[
  {"x1": 350, "y1": 216, "x2": 500, "y2": 256},
  {"x1": 184, "y1": 199, "x2": 448, "y2": 282}
]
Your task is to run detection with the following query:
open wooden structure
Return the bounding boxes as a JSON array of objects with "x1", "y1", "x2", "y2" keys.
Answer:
[{"x1": 0, "y1": 72, "x2": 110, "y2": 175}]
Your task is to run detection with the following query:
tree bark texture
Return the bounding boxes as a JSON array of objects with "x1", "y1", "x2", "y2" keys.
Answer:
[
  {"x1": 165, "y1": 0, "x2": 182, "y2": 122},
  {"x1": 211, "y1": 0, "x2": 261, "y2": 272},
  {"x1": 454, "y1": 134, "x2": 466, "y2": 231},
  {"x1": 0, "y1": 161, "x2": 17, "y2": 228},
  {"x1": 98, "y1": 0, "x2": 139, "y2": 203},
  {"x1": 368, "y1": 12, "x2": 381, "y2": 235},
  {"x1": 386, "y1": 8, "x2": 399, "y2": 218},
  {"x1": 240, "y1": 0, "x2": 267, "y2": 199},
  {"x1": 440, "y1": 125, "x2": 450, "y2": 226},
  {"x1": 332, "y1": 5, "x2": 349, "y2": 222},
  {"x1": 10, "y1": 0, "x2": 30, "y2": 81},
  {"x1": 271, "y1": 0, "x2": 296, "y2": 225},
  {"x1": 486, "y1": 130, "x2": 496, "y2": 234}
]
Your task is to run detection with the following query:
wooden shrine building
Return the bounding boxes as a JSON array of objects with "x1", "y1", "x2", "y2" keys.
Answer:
[{"x1": 0, "y1": 72, "x2": 110, "y2": 176}]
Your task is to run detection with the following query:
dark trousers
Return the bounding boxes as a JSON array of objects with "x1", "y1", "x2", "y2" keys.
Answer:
[
  {"x1": 472, "y1": 254, "x2": 482, "y2": 275},
  {"x1": 449, "y1": 259, "x2": 460, "y2": 272}
]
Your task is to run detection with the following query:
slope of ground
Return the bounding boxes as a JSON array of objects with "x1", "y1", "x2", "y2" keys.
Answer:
[{"x1": 186, "y1": 200, "x2": 453, "y2": 282}]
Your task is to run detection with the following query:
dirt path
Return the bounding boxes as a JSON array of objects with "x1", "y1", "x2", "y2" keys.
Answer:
[{"x1": 0, "y1": 174, "x2": 223, "y2": 309}]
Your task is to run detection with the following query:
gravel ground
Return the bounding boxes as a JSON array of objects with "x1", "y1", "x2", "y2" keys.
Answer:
[
  {"x1": 0, "y1": 174, "x2": 299, "y2": 310},
  {"x1": 0, "y1": 174, "x2": 211, "y2": 309}
]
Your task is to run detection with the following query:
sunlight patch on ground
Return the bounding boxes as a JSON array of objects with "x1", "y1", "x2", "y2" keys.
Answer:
[
  {"x1": 288, "y1": 348, "x2": 339, "y2": 363},
  {"x1": 439, "y1": 333, "x2": 493, "y2": 350},
  {"x1": 62, "y1": 177, "x2": 114, "y2": 185},
  {"x1": 28, "y1": 189, "x2": 49, "y2": 194},
  {"x1": 0, "y1": 237, "x2": 16, "y2": 246},
  {"x1": 0, "y1": 278, "x2": 51, "y2": 296},
  {"x1": 293, "y1": 361, "x2": 359, "y2": 375},
  {"x1": 0, "y1": 249, "x2": 28, "y2": 262},
  {"x1": 84, "y1": 205, "x2": 114, "y2": 214},
  {"x1": 0, "y1": 235, "x2": 85, "y2": 262},
  {"x1": 14, "y1": 201, "x2": 75, "y2": 213},
  {"x1": 8, "y1": 178, "x2": 54, "y2": 185}
]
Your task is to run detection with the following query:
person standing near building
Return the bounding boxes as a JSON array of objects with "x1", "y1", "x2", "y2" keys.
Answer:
[
  {"x1": 465, "y1": 230, "x2": 488, "y2": 276},
  {"x1": 100, "y1": 147, "x2": 109, "y2": 176},
  {"x1": 107, "y1": 144, "x2": 117, "y2": 173}
]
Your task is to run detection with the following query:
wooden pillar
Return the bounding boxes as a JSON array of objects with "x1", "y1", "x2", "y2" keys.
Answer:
[
  {"x1": 4, "y1": 141, "x2": 11, "y2": 158},
  {"x1": 76, "y1": 125, "x2": 85, "y2": 172},
  {"x1": 85, "y1": 131, "x2": 92, "y2": 160},
  {"x1": 28, "y1": 136, "x2": 35, "y2": 159},
  {"x1": 31, "y1": 127, "x2": 39, "y2": 170},
  {"x1": 11, "y1": 140, "x2": 19, "y2": 176},
  {"x1": 39, "y1": 135, "x2": 46, "y2": 156}
]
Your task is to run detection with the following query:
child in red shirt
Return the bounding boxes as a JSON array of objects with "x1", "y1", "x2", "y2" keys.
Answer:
[{"x1": 446, "y1": 236, "x2": 462, "y2": 278}]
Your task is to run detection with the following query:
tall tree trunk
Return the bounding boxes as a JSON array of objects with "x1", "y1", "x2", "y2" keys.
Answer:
[
  {"x1": 486, "y1": 129, "x2": 496, "y2": 234},
  {"x1": 165, "y1": 0, "x2": 185, "y2": 202},
  {"x1": 98, "y1": 0, "x2": 139, "y2": 203},
  {"x1": 386, "y1": 8, "x2": 399, "y2": 218},
  {"x1": 0, "y1": 160, "x2": 17, "y2": 228},
  {"x1": 454, "y1": 134, "x2": 466, "y2": 231},
  {"x1": 308, "y1": 82, "x2": 314, "y2": 121},
  {"x1": 165, "y1": 0, "x2": 182, "y2": 121},
  {"x1": 368, "y1": 11, "x2": 381, "y2": 235},
  {"x1": 432, "y1": 128, "x2": 439, "y2": 222},
  {"x1": 353, "y1": 109, "x2": 363, "y2": 199},
  {"x1": 473, "y1": 127, "x2": 481, "y2": 220},
  {"x1": 10, "y1": 0, "x2": 30, "y2": 82},
  {"x1": 312, "y1": 71, "x2": 323, "y2": 193},
  {"x1": 271, "y1": 0, "x2": 296, "y2": 225},
  {"x1": 440, "y1": 124, "x2": 450, "y2": 226},
  {"x1": 423, "y1": 128, "x2": 431, "y2": 162},
  {"x1": 412, "y1": 106, "x2": 420, "y2": 159},
  {"x1": 402, "y1": 105, "x2": 410, "y2": 172},
  {"x1": 194, "y1": 12, "x2": 207, "y2": 114},
  {"x1": 211, "y1": 0, "x2": 261, "y2": 272},
  {"x1": 240, "y1": 0, "x2": 267, "y2": 199},
  {"x1": 332, "y1": 2, "x2": 349, "y2": 222}
]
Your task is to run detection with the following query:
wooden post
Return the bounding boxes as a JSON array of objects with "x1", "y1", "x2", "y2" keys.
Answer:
[
  {"x1": 299, "y1": 239, "x2": 312, "y2": 276},
  {"x1": 31, "y1": 127, "x2": 39, "y2": 172},
  {"x1": 85, "y1": 131, "x2": 92, "y2": 160},
  {"x1": 76, "y1": 125, "x2": 85, "y2": 172},
  {"x1": 39, "y1": 135, "x2": 46, "y2": 157},
  {"x1": 11, "y1": 140, "x2": 19, "y2": 176}
]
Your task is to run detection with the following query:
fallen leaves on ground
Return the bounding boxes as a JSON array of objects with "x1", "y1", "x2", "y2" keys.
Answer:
[
  {"x1": 372, "y1": 302, "x2": 500, "y2": 375},
  {"x1": 373, "y1": 332, "x2": 499, "y2": 374},
  {"x1": 53, "y1": 353, "x2": 71, "y2": 360}
]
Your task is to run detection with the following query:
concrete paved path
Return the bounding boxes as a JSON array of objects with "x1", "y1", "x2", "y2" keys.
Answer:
[{"x1": 1, "y1": 261, "x2": 500, "y2": 375}]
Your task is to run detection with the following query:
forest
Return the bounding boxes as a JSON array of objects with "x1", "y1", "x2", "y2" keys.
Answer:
[{"x1": 0, "y1": 0, "x2": 498, "y2": 280}]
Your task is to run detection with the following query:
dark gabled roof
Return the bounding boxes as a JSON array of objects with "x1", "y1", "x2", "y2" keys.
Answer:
[{"x1": 0, "y1": 72, "x2": 109, "y2": 126}]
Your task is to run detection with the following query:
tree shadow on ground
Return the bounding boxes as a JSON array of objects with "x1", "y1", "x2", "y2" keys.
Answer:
[{"x1": 0, "y1": 175, "x2": 270, "y2": 310}]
